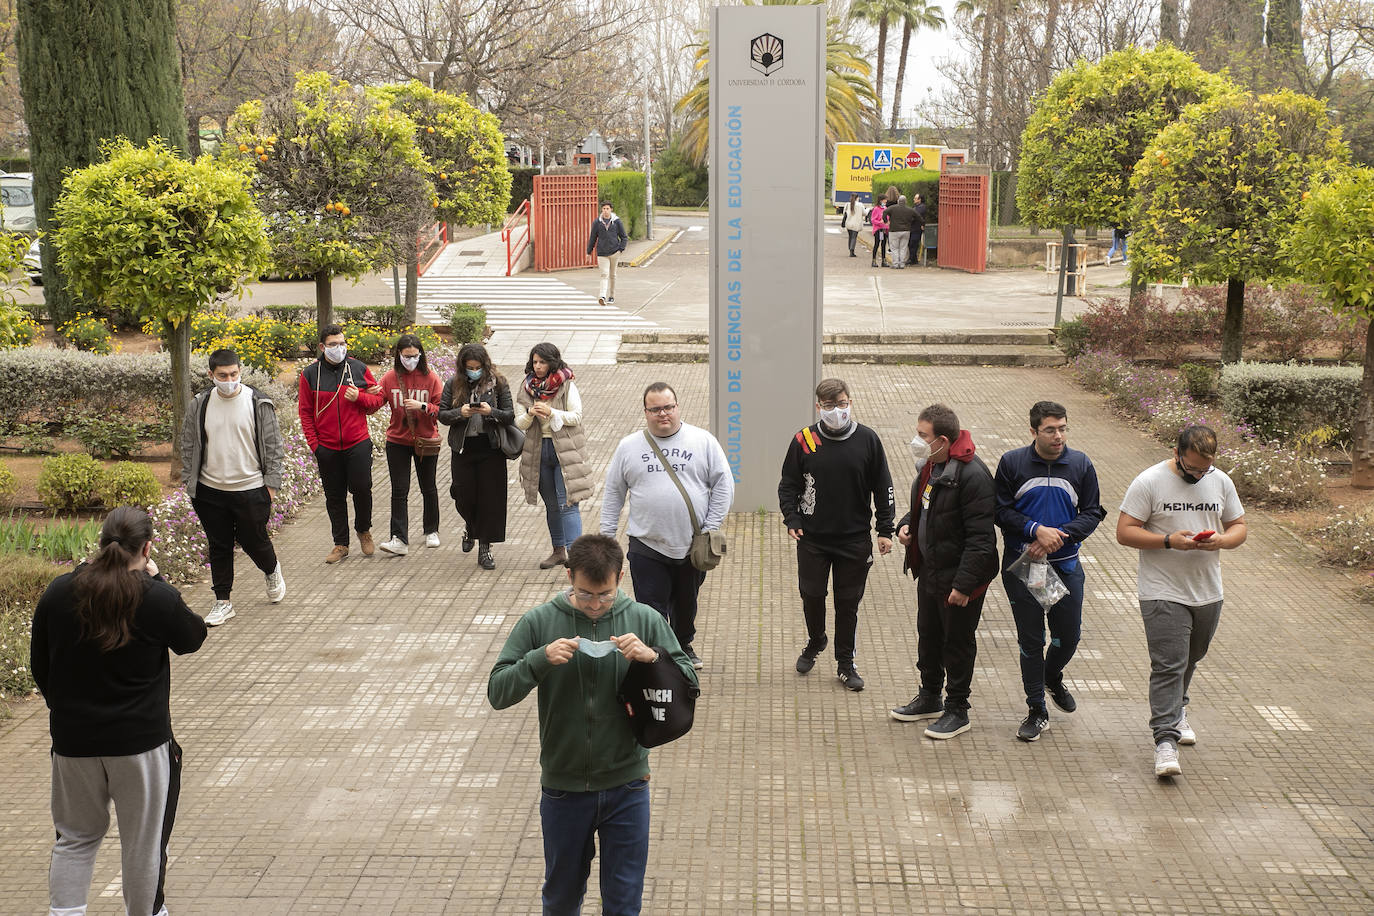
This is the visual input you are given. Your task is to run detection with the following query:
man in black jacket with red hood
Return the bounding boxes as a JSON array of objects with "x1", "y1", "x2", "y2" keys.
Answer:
[{"x1": 890, "y1": 403, "x2": 999, "y2": 739}]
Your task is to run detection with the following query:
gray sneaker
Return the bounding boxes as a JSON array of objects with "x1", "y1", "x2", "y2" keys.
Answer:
[
  {"x1": 205, "y1": 600, "x2": 235, "y2": 627},
  {"x1": 1154, "y1": 740, "x2": 1182, "y2": 777},
  {"x1": 265, "y1": 564, "x2": 286, "y2": 604},
  {"x1": 1177, "y1": 706, "x2": 1196, "y2": 745}
]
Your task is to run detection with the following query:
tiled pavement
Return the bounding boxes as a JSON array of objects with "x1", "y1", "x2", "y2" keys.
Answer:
[{"x1": 2, "y1": 364, "x2": 1372, "y2": 914}]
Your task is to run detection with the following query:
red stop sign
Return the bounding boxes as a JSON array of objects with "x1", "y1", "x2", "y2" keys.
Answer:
[{"x1": 906, "y1": 150, "x2": 924, "y2": 169}]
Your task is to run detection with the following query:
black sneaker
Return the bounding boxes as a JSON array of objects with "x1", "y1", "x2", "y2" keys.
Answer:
[
  {"x1": 685, "y1": 647, "x2": 703, "y2": 670},
  {"x1": 1047, "y1": 679, "x2": 1077, "y2": 713},
  {"x1": 890, "y1": 693, "x2": 943, "y2": 722},
  {"x1": 1017, "y1": 710, "x2": 1050, "y2": 742},
  {"x1": 478, "y1": 546, "x2": 495, "y2": 570},
  {"x1": 837, "y1": 664, "x2": 865, "y2": 691},
  {"x1": 924, "y1": 711, "x2": 971, "y2": 740},
  {"x1": 795, "y1": 636, "x2": 828, "y2": 675},
  {"x1": 461, "y1": 531, "x2": 475, "y2": 553}
]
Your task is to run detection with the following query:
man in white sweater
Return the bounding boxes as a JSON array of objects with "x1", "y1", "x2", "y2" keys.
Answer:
[{"x1": 601, "y1": 382, "x2": 734, "y2": 669}]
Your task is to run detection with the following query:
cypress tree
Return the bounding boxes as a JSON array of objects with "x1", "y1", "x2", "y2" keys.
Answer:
[{"x1": 16, "y1": 0, "x2": 187, "y2": 324}]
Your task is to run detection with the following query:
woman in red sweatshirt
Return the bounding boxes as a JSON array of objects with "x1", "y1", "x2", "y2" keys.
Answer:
[{"x1": 376, "y1": 333, "x2": 445, "y2": 556}]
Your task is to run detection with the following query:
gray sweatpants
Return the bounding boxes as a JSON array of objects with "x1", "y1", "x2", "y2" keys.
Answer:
[
  {"x1": 1140, "y1": 599, "x2": 1223, "y2": 745},
  {"x1": 49, "y1": 740, "x2": 181, "y2": 916}
]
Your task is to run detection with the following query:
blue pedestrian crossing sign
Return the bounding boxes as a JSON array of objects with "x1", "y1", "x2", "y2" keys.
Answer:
[{"x1": 873, "y1": 148, "x2": 893, "y2": 169}]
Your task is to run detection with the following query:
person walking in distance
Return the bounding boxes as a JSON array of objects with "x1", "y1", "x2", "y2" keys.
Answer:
[
  {"x1": 376, "y1": 333, "x2": 444, "y2": 557},
  {"x1": 1116, "y1": 425, "x2": 1247, "y2": 779},
  {"x1": 181, "y1": 347, "x2": 286, "y2": 627},
  {"x1": 31, "y1": 507, "x2": 208, "y2": 916},
  {"x1": 587, "y1": 201, "x2": 627, "y2": 306},
  {"x1": 778, "y1": 378, "x2": 895, "y2": 691},
  {"x1": 514, "y1": 342, "x2": 594, "y2": 570},
  {"x1": 601, "y1": 382, "x2": 734, "y2": 670},
  {"x1": 889, "y1": 403, "x2": 999, "y2": 739},
  {"x1": 994, "y1": 401, "x2": 1106, "y2": 742},
  {"x1": 298, "y1": 324, "x2": 384, "y2": 563},
  {"x1": 438, "y1": 342, "x2": 514, "y2": 570},
  {"x1": 841, "y1": 196, "x2": 865, "y2": 257},
  {"x1": 488, "y1": 534, "x2": 698, "y2": 916}
]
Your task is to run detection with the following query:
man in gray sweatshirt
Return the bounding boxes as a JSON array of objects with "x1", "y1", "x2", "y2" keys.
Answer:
[{"x1": 601, "y1": 381, "x2": 735, "y2": 670}]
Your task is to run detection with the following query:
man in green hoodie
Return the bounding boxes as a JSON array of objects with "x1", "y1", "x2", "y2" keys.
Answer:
[{"x1": 489, "y1": 534, "x2": 698, "y2": 915}]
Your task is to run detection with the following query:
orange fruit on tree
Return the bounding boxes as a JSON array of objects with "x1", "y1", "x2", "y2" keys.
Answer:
[
  {"x1": 426, "y1": 126, "x2": 435, "y2": 134},
  {"x1": 259, "y1": 154, "x2": 268, "y2": 162},
  {"x1": 255, "y1": 145, "x2": 265, "y2": 154},
  {"x1": 238, "y1": 144, "x2": 248, "y2": 153}
]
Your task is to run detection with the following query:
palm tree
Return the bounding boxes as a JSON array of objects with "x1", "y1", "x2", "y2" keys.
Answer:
[
  {"x1": 888, "y1": 0, "x2": 946, "y2": 131},
  {"x1": 673, "y1": 1, "x2": 878, "y2": 167},
  {"x1": 849, "y1": 0, "x2": 906, "y2": 122}
]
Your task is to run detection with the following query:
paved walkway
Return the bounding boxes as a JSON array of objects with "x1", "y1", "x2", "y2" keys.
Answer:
[{"x1": 3, "y1": 364, "x2": 1371, "y2": 914}]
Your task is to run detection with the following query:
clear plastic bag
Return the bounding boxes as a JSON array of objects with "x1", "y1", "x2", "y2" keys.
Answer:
[{"x1": 1007, "y1": 548, "x2": 1071, "y2": 610}]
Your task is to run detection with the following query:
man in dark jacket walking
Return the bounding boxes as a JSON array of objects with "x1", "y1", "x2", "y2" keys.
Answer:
[
  {"x1": 890, "y1": 403, "x2": 998, "y2": 739},
  {"x1": 587, "y1": 201, "x2": 628, "y2": 306}
]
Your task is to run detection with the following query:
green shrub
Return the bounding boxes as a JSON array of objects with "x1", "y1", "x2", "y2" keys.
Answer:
[
  {"x1": 438, "y1": 302, "x2": 489, "y2": 344},
  {"x1": 0, "y1": 460, "x2": 15, "y2": 504},
  {"x1": 58, "y1": 313, "x2": 114, "y2": 354},
  {"x1": 340, "y1": 323, "x2": 389, "y2": 362},
  {"x1": 0, "y1": 554, "x2": 60, "y2": 699},
  {"x1": 96, "y1": 461, "x2": 163, "y2": 508},
  {"x1": 263, "y1": 304, "x2": 316, "y2": 324},
  {"x1": 12, "y1": 421, "x2": 54, "y2": 455},
  {"x1": 395, "y1": 325, "x2": 442, "y2": 354},
  {"x1": 0, "y1": 300, "x2": 40, "y2": 350},
  {"x1": 598, "y1": 171, "x2": 646, "y2": 239},
  {"x1": 1055, "y1": 319, "x2": 1089, "y2": 358},
  {"x1": 1218, "y1": 362, "x2": 1360, "y2": 444},
  {"x1": 337, "y1": 304, "x2": 405, "y2": 329},
  {"x1": 1179, "y1": 362, "x2": 1219, "y2": 401},
  {"x1": 508, "y1": 166, "x2": 538, "y2": 212},
  {"x1": 869, "y1": 169, "x2": 940, "y2": 218},
  {"x1": 653, "y1": 141, "x2": 709, "y2": 208},
  {"x1": 71, "y1": 414, "x2": 143, "y2": 459},
  {"x1": 37, "y1": 453, "x2": 102, "y2": 511}
]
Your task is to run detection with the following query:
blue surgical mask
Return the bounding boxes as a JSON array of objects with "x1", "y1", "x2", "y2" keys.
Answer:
[
  {"x1": 577, "y1": 638, "x2": 619, "y2": 658},
  {"x1": 465, "y1": 367, "x2": 483, "y2": 381}
]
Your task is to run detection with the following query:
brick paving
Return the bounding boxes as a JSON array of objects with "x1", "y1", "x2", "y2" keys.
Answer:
[{"x1": 2, "y1": 364, "x2": 1372, "y2": 914}]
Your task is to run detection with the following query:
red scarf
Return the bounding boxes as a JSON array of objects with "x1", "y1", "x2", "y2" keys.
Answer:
[{"x1": 524, "y1": 366, "x2": 574, "y2": 401}]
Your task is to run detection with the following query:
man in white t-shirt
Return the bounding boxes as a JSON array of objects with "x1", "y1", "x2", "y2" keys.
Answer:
[{"x1": 1116, "y1": 425, "x2": 1247, "y2": 779}]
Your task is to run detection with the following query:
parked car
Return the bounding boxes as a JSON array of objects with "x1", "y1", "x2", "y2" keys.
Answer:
[
  {"x1": 0, "y1": 173, "x2": 36, "y2": 234},
  {"x1": 23, "y1": 236, "x2": 41, "y2": 285}
]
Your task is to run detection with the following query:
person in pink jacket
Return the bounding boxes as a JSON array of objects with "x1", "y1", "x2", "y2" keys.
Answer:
[
  {"x1": 376, "y1": 333, "x2": 445, "y2": 556},
  {"x1": 870, "y1": 200, "x2": 890, "y2": 268}
]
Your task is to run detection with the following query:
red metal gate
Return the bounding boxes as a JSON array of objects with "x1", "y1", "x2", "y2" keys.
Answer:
[
  {"x1": 937, "y1": 171, "x2": 990, "y2": 273},
  {"x1": 532, "y1": 169, "x2": 598, "y2": 272}
]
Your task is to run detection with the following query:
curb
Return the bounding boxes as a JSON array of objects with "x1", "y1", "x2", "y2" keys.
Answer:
[{"x1": 625, "y1": 229, "x2": 681, "y2": 268}]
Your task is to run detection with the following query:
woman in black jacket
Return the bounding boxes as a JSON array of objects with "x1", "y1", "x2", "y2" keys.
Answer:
[
  {"x1": 439, "y1": 342, "x2": 515, "y2": 569},
  {"x1": 31, "y1": 506, "x2": 208, "y2": 916}
]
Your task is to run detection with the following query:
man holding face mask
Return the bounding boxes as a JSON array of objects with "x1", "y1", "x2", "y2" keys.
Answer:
[
  {"x1": 890, "y1": 403, "x2": 998, "y2": 739},
  {"x1": 778, "y1": 378, "x2": 894, "y2": 691},
  {"x1": 298, "y1": 324, "x2": 385, "y2": 563},
  {"x1": 488, "y1": 534, "x2": 698, "y2": 915},
  {"x1": 1117, "y1": 425, "x2": 1247, "y2": 779}
]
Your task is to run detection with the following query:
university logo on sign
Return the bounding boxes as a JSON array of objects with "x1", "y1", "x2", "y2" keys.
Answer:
[
  {"x1": 873, "y1": 148, "x2": 893, "y2": 169},
  {"x1": 750, "y1": 33, "x2": 784, "y2": 75}
]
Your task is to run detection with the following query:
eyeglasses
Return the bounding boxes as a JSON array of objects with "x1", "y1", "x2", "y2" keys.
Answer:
[
  {"x1": 1178, "y1": 458, "x2": 1215, "y2": 477},
  {"x1": 570, "y1": 588, "x2": 617, "y2": 605},
  {"x1": 819, "y1": 401, "x2": 852, "y2": 410},
  {"x1": 644, "y1": 404, "x2": 678, "y2": 415},
  {"x1": 1038, "y1": 424, "x2": 1069, "y2": 435}
]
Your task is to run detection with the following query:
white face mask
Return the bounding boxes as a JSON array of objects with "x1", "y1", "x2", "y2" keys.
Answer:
[
  {"x1": 818, "y1": 405, "x2": 851, "y2": 430},
  {"x1": 213, "y1": 378, "x2": 240, "y2": 397},
  {"x1": 323, "y1": 344, "x2": 346, "y2": 364},
  {"x1": 400, "y1": 355, "x2": 420, "y2": 372},
  {"x1": 909, "y1": 435, "x2": 930, "y2": 472}
]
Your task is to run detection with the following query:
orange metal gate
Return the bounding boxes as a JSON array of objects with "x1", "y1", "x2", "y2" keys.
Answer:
[
  {"x1": 531, "y1": 173, "x2": 598, "y2": 272},
  {"x1": 936, "y1": 172, "x2": 990, "y2": 273}
]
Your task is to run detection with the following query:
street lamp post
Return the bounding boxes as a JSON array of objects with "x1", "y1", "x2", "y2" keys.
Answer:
[{"x1": 417, "y1": 60, "x2": 442, "y2": 90}]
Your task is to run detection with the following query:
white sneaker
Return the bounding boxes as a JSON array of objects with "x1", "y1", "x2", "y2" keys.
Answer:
[
  {"x1": 425, "y1": 532, "x2": 441, "y2": 548},
  {"x1": 1177, "y1": 706, "x2": 1196, "y2": 745},
  {"x1": 265, "y1": 564, "x2": 286, "y2": 603},
  {"x1": 1154, "y1": 740, "x2": 1182, "y2": 777},
  {"x1": 378, "y1": 537, "x2": 409, "y2": 556},
  {"x1": 206, "y1": 600, "x2": 235, "y2": 627}
]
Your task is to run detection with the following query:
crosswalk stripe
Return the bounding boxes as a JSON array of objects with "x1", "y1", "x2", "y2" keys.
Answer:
[{"x1": 397, "y1": 275, "x2": 656, "y2": 332}]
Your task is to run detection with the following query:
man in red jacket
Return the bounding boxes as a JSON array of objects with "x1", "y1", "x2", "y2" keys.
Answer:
[{"x1": 298, "y1": 324, "x2": 384, "y2": 563}]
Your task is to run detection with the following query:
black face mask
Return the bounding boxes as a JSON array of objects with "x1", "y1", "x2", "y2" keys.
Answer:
[{"x1": 1176, "y1": 458, "x2": 1202, "y2": 485}]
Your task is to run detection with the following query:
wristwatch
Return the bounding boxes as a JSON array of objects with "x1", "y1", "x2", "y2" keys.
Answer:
[{"x1": 1162, "y1": 533, "x2": 1172, "y2": 550}]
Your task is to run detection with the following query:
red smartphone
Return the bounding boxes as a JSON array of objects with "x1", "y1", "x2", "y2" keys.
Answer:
[{"x1": 1192, "y1": 530, "x2": 1216, "y2": 541}]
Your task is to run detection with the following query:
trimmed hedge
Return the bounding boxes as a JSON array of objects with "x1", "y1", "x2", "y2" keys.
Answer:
[
  {"x1": 869, "y1": 169, "x2": 940, "y2": 219},
  {"x1": 263, "y1": 304, "x2": 407, "y2": 330},
  {"x1": 438, "y1": 302, "x2": 489, "y2": 344},
  {"x1": 598, "y1": 171, "x2": 647, "y2": 240},
  {"x1": 1218, "y1": 362, "x2": 1361, "y2": 444},
  {"x1": 509, "y1": 166, "x2": 538, "y2": 212},
  {"x1": 96, "y1": 462, "x2": 163, "y2": 509}
]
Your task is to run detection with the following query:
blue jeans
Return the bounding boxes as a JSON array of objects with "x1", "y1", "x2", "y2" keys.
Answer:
[
  {"x1": 1003, "y1": 559, "x2": 1085, "y2": 713},
  {"x1": 540, "y1": 778, "x2": 651, "y2": 916},
  {"x1": 539, "y1": 438, "x2": 583, "y2": 548}
]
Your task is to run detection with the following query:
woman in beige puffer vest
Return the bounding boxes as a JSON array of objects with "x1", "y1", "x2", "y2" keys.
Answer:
[{"x1": 513, "y1": 343, "x2": 595, "y2": 568}]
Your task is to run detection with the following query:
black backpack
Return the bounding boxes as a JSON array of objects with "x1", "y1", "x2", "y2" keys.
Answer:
[{"x1": 617, "y1": 649, "x2": 700, "y2": 748}]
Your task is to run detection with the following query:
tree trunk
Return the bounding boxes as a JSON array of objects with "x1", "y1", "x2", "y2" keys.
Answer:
[
  {"x1": 1353, "y1": 324, "x2": 1374, "y2": 488},
  {"x1": 404, "y1": 247, "x2": 420, "y2": 326},
  {"x1": 1221, "y1": 276, "x2": 1245, "y2": 363},
  {"x1": 875, "y1": 19, "x2": 889, "y2": 125},
  {"x1": 315, "y1": 270, "x2": 334, "y2": 335},
  {"x1": 186, "y1": 114, "x2": 201, "y2": 158},
  {"x1": 165, "y1": 318, "x2": 192, "y2": 484},
  {"x1": 889, "y1": 23, "x2": 912, "y2": 133},
  {"x1": 1040, "y1": 0, "x2": 1061, "y2": 88},
  {"x1": 1128, "y1": 269, "x2": 1146, "y2": 314},
  {"x1": 989, "y1": 0, "x2": 1010, "y2": 168},
  {"x1": 974, "y1": 7, "x2": 994, "y2": 161},
  {"x1": 1160, "y1": 0, "x2": 1180, "y2": 44}
]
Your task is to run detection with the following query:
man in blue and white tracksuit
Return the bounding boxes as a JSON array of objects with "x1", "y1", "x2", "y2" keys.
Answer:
[{"x1": 994, "y1": 400, "x2": 1106, "y2": 742}]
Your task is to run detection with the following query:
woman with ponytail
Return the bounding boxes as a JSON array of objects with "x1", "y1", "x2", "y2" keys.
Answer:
[{"x1": 31, "y1": 506, "x2": 207, "y2": 916}]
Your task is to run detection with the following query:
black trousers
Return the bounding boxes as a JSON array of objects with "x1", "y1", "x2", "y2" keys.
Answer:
[
  {"x1": 628, "y1": 540, "x2": 705, "y2": 651},
  {"x1": 450, "y1": 435, "x2": 507, "y2": 544},
  {"x1": 316, "y1": 439, "x2": 373, "y2": 546},
  {"x1": 190, "y1": 484, "x2": 278, "y2": 601},
  {"x1": 915, "y1": 576, "x2": 985, "y2": 712},
  {"x1": 846, "y1": 229, "x2": 858, "y2": 254},
  {"x1": 384, "y1": 441, "x2": 439, "y2": 544},
  {"x1": 796, "y1": 537, "x2": 872, "y2": 665}
]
